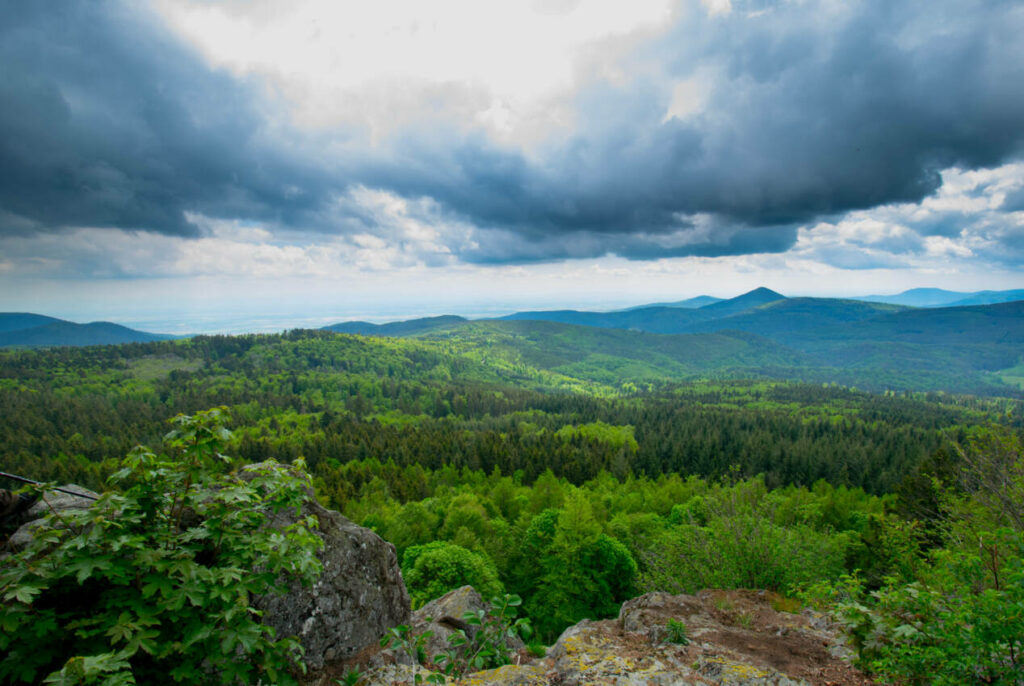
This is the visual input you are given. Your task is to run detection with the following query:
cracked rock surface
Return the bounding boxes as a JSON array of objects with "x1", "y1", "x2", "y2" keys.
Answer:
[{"x1": 359, "y1": 589, "x2": 871, "y2": 685}]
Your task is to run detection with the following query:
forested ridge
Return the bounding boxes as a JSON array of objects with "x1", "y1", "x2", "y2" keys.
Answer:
[
  {"x1": 2, "y1": 329, "x2": 1023, "y2": 683},
  {"x1": 1, "y1": 330, "x2": 1012, "y2": 494}
]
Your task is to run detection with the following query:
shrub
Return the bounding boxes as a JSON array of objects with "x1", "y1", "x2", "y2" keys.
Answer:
[
  {"x1": 0, "y1": 408, "x2": 323, "y2": 685},
  {"x1": 401, "y1": 541, "x2": 502, "y2": 608},
  {"x1": 435, "y1": 593, "x2": 532, "y2": 679},
  {"x1": 642, "y1": 515, "x2": 848, "y2": 595},
  {"x1": 804, "y1": 429, "x2": 1024, "y2": 685},
  {"x1": 812, "y1": 541, "x2": 1024, "y2": 686}
]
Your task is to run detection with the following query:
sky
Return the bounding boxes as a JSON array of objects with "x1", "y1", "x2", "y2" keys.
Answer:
[{"x1": 1, "y1": 0, "x2": 1023, "y2": 333}]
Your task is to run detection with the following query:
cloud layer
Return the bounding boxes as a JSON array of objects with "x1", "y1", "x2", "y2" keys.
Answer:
[
  {"x1": 0, "y1": 2, "x2": 337, "y2": 237},
  {"x1": 1, "y1": 0, "x2": 1023, "y2": 268}
]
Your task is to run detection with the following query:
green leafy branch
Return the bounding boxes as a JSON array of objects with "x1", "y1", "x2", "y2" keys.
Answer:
[{"x1": 0, "y1": 408, "x2": 323, "y2": 685}]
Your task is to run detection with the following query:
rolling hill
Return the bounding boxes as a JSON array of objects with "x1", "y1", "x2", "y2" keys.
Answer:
[
  {"x1": 497, "y1": 288, "x2": 786, "y2": 333},
  {"x1": 695, "y1": 286, "x2": 786, "y2": 316},
  {"x1": 497, "y1": 306, "x2": 706, "y2": 334},
  {"x1": 617, "y1": 294, "x2": 723, "y2": 310},
  {"x1": 0, "y1": 313, "x2": 64, "y2": 333},
  {"x1": 682, "y1": 297, "x2": 909, "y2": 340},
  {"x1": 323, "y1": 287, "x2": 1024, "y2": 395},
  {"x1": 322, "y1": 315, "x2": 467, "y2": 336},
  {"x1": 419, "y1": 319, "x2": 812, "y2": 387},
  {"x1": 857, "y1": 287, "x2": 1024, "y2": 308},
  {"x1": 946, "y1": 289, "x2": 1024, "y2": 307},
  {"x1": 0, "y1": 315, "x2": 174, "y2": 348},
  {"x1": 498, "y1": 289, "x2": 902, "y2": 338}
]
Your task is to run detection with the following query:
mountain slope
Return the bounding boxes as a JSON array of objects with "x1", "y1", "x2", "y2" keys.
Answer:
[
  {"x1": 499, "y1": 306, "x2": 708, "y2": 334},
  {"x1": 946, "y1": 289, "x2": 1024, "y2": 307},
  {"x1": 499, "y1": 288, "x2": 787, "y2": 334},
  {"x1": 774, "y1": 301, "x2": 1024, "y2": 383},
  {"x1": 857, "y1": 287, "x2": 1024, "y2": 307},
  {"x1": 857, "y1": 287, "x2": 971, "y2": 307},
  {"x1": 696, "y1": 286, "x2": 786, "y2": 316},
  {"x1": 684, "y1": 298, "x2": 909, "y2": 340},
  {"x1": 618, "y1": 295, "x2": 723, "y2": 310},
  {"x1": 418, "y1": 319, "x2": 812, "y2": 386},
  {"x1": 811, "y1": 300, "x2": 1024, "y2": 346},
  {"x1": 0, "y1": 320, "x2": 174, "y2": 347},
  {"x1": 0, "y1": 313, "x2": 64, "y2": 333},
  {"x1": 311, "y1": 291, "x2": 1023, "y2": 394},
  {"x1": 322, "y1": 315, "x2": 467, "y2": 336}
]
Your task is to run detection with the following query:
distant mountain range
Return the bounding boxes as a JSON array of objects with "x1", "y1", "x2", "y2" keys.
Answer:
[
  {"x1": 492, "y1": 288, "x2": 911, "y2": 336},
  {"x1": 5, "y1": 285, "x2": 1022, "y2": 394},
  {"x1": 321, "y1": 287, "x2": 1024, "y2": 395},
  {"x1": 0, "y1": 313, "x2": 174, "y2": 348},
  {"x1": 856, "y1": 287, "x2": 1024, "y2": 308}
]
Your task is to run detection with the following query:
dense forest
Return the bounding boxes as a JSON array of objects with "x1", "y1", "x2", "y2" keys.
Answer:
[{"x1": 2, "y1": 330, "x2": 1023, "y2": 683}]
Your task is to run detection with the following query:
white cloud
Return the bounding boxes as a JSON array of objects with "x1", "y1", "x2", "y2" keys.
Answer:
[
  {"x1": 792, "y1": 162, "x2": 1024, "y2": 270},
  {"x1": 923, "y1": 235, "x2": 973, "y2": 259},
  {"x1": 701, "y1": 0, "x2": 732, "y2": 18},
  {"x1": 155, "y1": 0, "x2": 674, "y2": 144},
  {"x1": 662, "y1": 68, "x2": 715, "y2": 122}
]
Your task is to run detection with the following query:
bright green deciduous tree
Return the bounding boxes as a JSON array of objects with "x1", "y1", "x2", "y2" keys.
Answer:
[
  {"x1": 527, "y1": 492, "x2": 638, "y2": 640},
  {"x1": 0, "y1": 408, "x2": 323, "y2": 685},
  {"x1": 402, "y1": 541, "x2": 503, "y2": 608}
]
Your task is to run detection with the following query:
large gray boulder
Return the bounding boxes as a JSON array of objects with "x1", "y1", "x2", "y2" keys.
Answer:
[{"x1": 244, "y1": 464, "x2": 411, "y2": 678}]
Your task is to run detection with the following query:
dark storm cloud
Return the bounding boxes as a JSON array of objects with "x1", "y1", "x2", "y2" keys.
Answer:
[
  {"x1": 0, "y1": 1, "x2": 337, "y2": 237},
  {"x1": 357, "y1": 0, "x2": 1024, "y2": 262},
  {"x1": 2, "y1": 0, "x2": 1023, "y2": 265},
  {"x1": 453, "y1": 221, "x2": 797, "y2": 264}
]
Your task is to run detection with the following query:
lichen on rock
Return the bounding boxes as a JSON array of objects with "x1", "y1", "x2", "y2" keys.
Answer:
[{"x1": 355, "y1": 589, "x2": 870, "y2": 685}]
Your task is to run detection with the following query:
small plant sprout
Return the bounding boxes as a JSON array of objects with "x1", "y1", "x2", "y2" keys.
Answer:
[
  {"x1": 379, "y1": 625, "x2": 440, "y2": 685},
  {"x1": 665, "y1": 618, "x2": 690, "y2": 645},
  {"x1": 335, "y1": 667, "x2": 364, "y2": 686}
]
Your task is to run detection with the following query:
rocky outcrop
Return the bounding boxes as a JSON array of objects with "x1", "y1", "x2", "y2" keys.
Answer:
[
  {"x1": 409, "y1": 586, "x2": 526, "y2": 665},
  {"x1": 4, "y1": 475, "x2": 410, "y2": 685},
  {"x1": 255, "y1": 494, "x2": 410, "y2": 677},
  {"x1": 241, "y1": 464, "x2": 411, "y2": 681},
  {"x1": 535, "y1": 589, "x2": 867, "y2": 685},
  {"x1": 358, "y1": 589, "x2": 870, "y2": 685}
]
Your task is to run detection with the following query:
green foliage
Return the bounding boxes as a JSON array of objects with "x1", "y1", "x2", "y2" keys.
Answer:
[
  {"x1": 402, "y1": 542, "x2": 503, "y2": 609},
  {"x1": 379, "y1": 625, "x2": 434, "y2": 680},
  {"x1": 555, "y1": 421, "x2": 638, "y2": 453},
  {"x1": 2, "y1": 330, "x2": 1015, "y2": 499},
  {"x1": 813, "y1": 544, "x2": 1024, "y2": 686},
  {"x1": 435, "y1": 594, "x2": 531, "y2": 680},
  {"x1": 664, "y1": 618, "x2": 689, "y2": 645},
  {"x1": 0, "y1": 408, "x2": 323, "y2": 685},
  {"x1": 642, "y1": 481, "x2": 851, "y2": 596},
  {"x1": 843, "y1": 513, "x2": 925, "y2": 589},
  {"x1": 1, "y1": 329, "x2": 1022, "y2": 681},
  {"x1": 334, "y1": 667, "x2": 365, "y2": 686},
  {"x1": 524, "y1": 493, "x2": 639, "y2": 640},
  {"x1": 353, "y1": 464, "x2": 890, "y2": 643},
  {"x1": 804, "y1": 429, "x2": 1024, "y2": 685}
]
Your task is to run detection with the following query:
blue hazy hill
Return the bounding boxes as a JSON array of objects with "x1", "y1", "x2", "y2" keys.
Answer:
[{"x1": 0, "y1": 315, "x2": 174, "y2": 347}]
